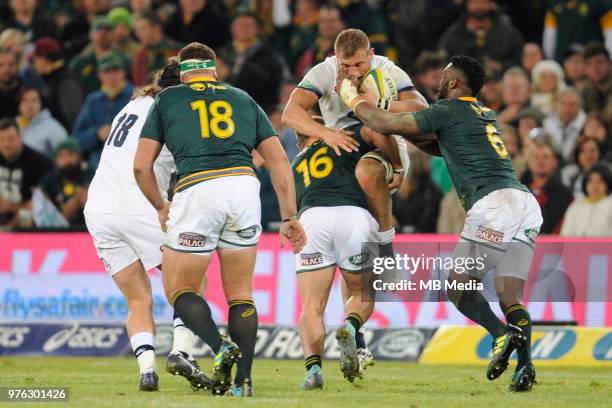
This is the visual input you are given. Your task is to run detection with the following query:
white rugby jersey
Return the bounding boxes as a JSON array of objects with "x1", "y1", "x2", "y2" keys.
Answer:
[
  {"x1": 297, "y1": 55, "x2": 415, "y2": 129},
  {"x1": 84, "y1": 96, "x2": 175, "y2": 215}
]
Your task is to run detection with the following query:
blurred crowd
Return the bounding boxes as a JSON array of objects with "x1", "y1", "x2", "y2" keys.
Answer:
[{"x1": 0, "y1": 0, "x2": 610, "y2": 236}]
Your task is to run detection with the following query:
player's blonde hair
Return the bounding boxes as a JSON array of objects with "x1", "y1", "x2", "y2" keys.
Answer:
[{"x1": 334, "y1": 29, "x2": 370, "y2": 58}]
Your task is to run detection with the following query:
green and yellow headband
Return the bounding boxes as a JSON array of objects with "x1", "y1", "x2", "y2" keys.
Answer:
[{"x1": 180, "y1": 59, "x2": 216, "y2": 74}]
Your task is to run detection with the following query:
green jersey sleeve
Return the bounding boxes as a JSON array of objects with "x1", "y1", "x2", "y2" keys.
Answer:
[
  {"x1": 140, "y1": 97, "x2": 164, "y2": 143},
  {"x1": 412, "y1": 100, "x2": 452, "y2": 134},
  {"x1": 255, "y1": 102, "x2": 277, "y2": 147}
]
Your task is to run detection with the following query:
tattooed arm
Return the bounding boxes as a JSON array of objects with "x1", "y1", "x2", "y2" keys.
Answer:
[{"x1": 339, "y1": 78, "x2": 441, "y2": 156}]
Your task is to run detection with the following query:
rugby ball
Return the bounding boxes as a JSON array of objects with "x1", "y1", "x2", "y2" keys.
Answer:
[{"x1": 359, "y1": 68, "x2": 398, "y2": 101}]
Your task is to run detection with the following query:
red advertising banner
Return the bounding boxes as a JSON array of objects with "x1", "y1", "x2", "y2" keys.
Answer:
[{"x1": 0, "y1": 233, "x2": 610, "y2": 327}]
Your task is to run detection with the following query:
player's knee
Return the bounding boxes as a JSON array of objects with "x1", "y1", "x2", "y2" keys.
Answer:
[
  {"x1": 300, "y1": 302, "x2": 325, "y2": 320},
  {"x1": 127, "y1": 296, "x2": 152, "y2": 314},
  {"x1": 356, "y1": 159, "x2": 385, "y2": 193}
]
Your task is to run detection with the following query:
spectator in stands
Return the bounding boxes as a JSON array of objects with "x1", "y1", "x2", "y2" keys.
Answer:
[
  {"x1": 295, "y1": 3, "x2": 344, "y2": 80},
  {"x1": 1, "y1": 0, "x2": 56, "y2": 43},
  {"x1": 561, "y1": 136, "x2": 610, "y2": 198},
  {"x1": 0, "y1": 49, "x2": 21, "y2": 119},
  {"x1": 392, "y1": 150, "x2": 443, "y2": 233},
  {"x1": 438, "y1": 0, "x2": 524, "y2": 69},
  {"x1": 221, "y1": 11, "x2": 289, "y2": 112},
  {"x1": 16, "y1": 87, "x2": 67, "y2": 159},
  {"x1": 69, "y1": 17, "x2": 128, "y2": 97},
  {"x1": 58, "y1": 0, "x2": 111, "y2": 60},
  {"x1": 0, "y1": 28, "x2": 27, "y2": 71},
  {"x1": 530, "y1": 59, "x2": 565, "y2": 116},
  {"x1": 130, "y1": 0, "x2": 152, "y2": 16},
  {"x1": 500, "y1": 124, "x2": 526, "y2": 178},
  {"x1": 543, "y1": 87, "x2": 587, "y2": 162},
  {"x1": 108, "y1": 7, "x2": 139, "y2": 59},
  {"x1": 561, "y1": 164, "x2": 612, "y2": 236},
  {"x1": 562, "y1": 43, "x2": 586, "y2": 86},
  {"x1": 73, "y1": 53, "x2": 133, "y2": 170},
  {"x1": 577, "y1": 43, "x2": 612, "y2": 125},
  {"x1": 132, "y1": 11, "x2": 181, "y2": 87},
  {"x1": 393, "y1": 0, "x2": 464, "y2": 71},
  {"x1": 284, "y1": 0, "x2": 320, "y2": 69},
  {"x1": 0, "y1": 118, "x2": 53, "y2": 228},
  {"x1": 521, "y1": 141, "x2": 573, "y2": 234},
  {"x1": 542, "y1": 0, "x2": 612, "y2": 63},
  {"x1": 437, "y1": 187, "x2": 467, "y2": 234},
  {"x1": 269, "y1": 108, "x2": 298, "y2": 161},
  {"x1": 516, "y1": 107, "x2": 546, "y2": 156},
  {"x1": 39, "y1": 138, "x2": 93, "y2": 227},
  {"x1": 561, "y1": 137, "x2": 607, "y2": 198},
  {"x1": 31, "y1": 38, "x2": 83, "y2": 131},
  {"x1": 522, "y1": 42, "x2": 544, "y2": 76},
  {"x1": 332, "y1": 0, "x2": 388, "y2": 54},
  {"x1": 479, "y1": 68, "x2": 503, "y2": 111},
  {"x1": 412, "y1": 50, "x2": 447, "y2": 104},
  {"x1": 497, "y1": 67, "x2": 531, "y2": 124},
  {"x1": 580, "y1": 113, "x2": 611, "y2": 161},
  {"x1": 278, "y1": 78, "x2": 298, "y2": 109},
  {"x1": 164, "y1": 0, "x2": 230, "y2": 49}
]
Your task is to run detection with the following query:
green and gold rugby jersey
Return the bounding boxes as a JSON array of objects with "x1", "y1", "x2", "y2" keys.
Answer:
[
  {"x1": 412, "y1": 97, "x2": 529, "y2": 211},
  {"x1": 292, "y1": 125, "x2": 374, "y2": 215},
  {"x1": 141, "y1": 76, "x2": 276, "y2": 192}
]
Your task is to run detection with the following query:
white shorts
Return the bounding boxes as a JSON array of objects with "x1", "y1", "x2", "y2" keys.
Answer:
[
  {"x1": 296, "y1": 206, "x2": 378, "y2": 273},
  {"x1": 85, "y1": 212, "x2": 163, "y2": 276},
  {"x1": 455, "y1": 188, "x2": 543, "y2": 279},
  {"x1": 165, "y1": 175, "x2": 262, "y2": 254}
]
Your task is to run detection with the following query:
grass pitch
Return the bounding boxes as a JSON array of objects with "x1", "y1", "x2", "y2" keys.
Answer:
[{"x1": 1, "y1": 357, "x2": 609, "y2": 407}]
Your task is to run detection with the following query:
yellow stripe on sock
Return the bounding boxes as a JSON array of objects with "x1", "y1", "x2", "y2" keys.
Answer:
[
  {"x1": 170, "y1": 289, "x2": 196, "y2": 305},
  {"x1": 347, "y1": 313, "x2": 364, "y2": 326},
  {"x1": 229, "y1": 300, "x2": 255, "y2": 307},
  {"x1": 504, "y1": 304, "x2": 527, "y2": 316}
]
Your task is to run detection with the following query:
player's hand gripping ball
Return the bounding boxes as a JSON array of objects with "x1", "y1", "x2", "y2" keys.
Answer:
[{"x1": 359, "y1": 68, "x2": 398, "y2": 103}]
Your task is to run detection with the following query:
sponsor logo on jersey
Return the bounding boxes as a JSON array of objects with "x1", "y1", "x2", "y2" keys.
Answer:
[
  {"x1": 476, "y1": 225, "x2": 504, "y2": 244},
  {"x1": 178, "y1": 232, "x2": 206, "y2": 247},
  {"x1": 190, "y1": 83, "x2": 206, "y2": 91},
  {"x1": 349, "y1": 253, "x2": 370, "y2": 266},
  {"x1": 301, "y1": 252, "x2": 324, "y2": 266},
  {"x1": 237, "y1": 226, "x2": 257, "y2": 239},
  {"x1": 525, "y1": 228, "x2": 538, "y2": 242}
]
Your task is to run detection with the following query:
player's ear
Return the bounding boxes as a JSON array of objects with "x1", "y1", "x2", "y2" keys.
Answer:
[
  {"x1": 368, "y1": 48, "x2": 374, "y2": 59},
  {"x1": 448, "y1": 78, "x2": 458, "y2": 90}
]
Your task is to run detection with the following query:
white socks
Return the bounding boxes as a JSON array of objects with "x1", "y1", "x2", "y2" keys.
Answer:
[
  {"x1": 171, "y1": 317, "x2": 197, "y2": 360},
  {"x1": 130, "y1": 331, "x2": 156, "y2": 374}
]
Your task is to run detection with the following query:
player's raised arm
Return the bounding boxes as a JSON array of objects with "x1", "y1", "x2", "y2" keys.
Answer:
[
  {"x1": 282, "y1": 88, "x2": 358, "y2": 156},
  {"x1": 339, "y1": 78, "x2": 424, "y2": 138}
]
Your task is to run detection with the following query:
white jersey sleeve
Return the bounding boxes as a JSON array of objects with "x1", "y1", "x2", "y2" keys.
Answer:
[
  {"x1": 84, "y1": 96, "x2": 176, "y2": 216},
  {"x1": 297, "y1": 55, "x2": 417, "y2": 130}
]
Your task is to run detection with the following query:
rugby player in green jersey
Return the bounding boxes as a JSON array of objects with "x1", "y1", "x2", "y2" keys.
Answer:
[
  {"x1": 293, "y1": 117, "x2": 400, "y2": 389},
  {"x1": 134, "y1": 42, "x2": 306, "y2": 397},
  {"x1": 340, "y1": 55, "x2": 543, "y2": 392}
]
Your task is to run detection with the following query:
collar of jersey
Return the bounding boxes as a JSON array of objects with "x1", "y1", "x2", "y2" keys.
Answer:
[
  {"x1": 186, "y1": 76, "x2": 217, "y2": 83},
  {"x1": 457, "y1": 96, "x2": 478, "y2": 102}
]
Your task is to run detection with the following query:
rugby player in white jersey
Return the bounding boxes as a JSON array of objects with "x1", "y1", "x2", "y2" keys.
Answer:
[
  {"x1": 282, "y1": 28, "x2": 429, "y2": 371},
  {"x1": 84, "y1": 61, "x2": 210, "y2": 392}
]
